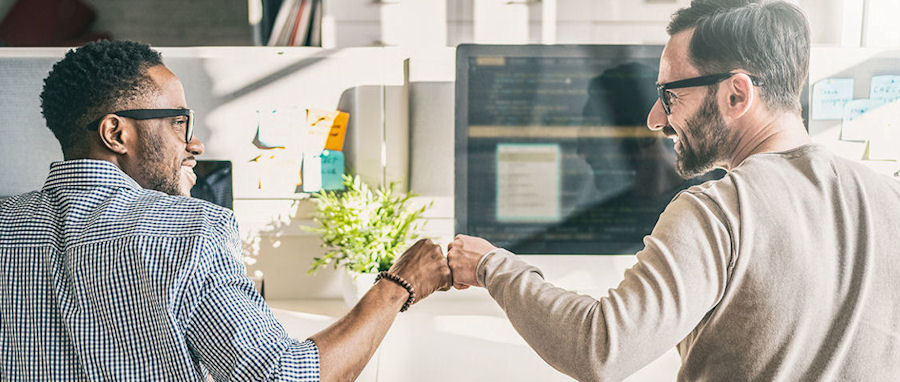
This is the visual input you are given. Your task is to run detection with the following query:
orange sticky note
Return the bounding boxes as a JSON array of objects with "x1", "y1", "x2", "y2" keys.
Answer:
[{"x1": 324, "y1": 111, "x2": 349, "y2": 152}]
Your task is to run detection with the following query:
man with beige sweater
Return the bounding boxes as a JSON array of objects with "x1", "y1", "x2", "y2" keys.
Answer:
[{"x1": 447, "y1": 0, "x2": 900, "y2": 380}]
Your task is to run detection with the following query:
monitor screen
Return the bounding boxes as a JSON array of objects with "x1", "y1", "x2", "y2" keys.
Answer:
[
  {"x1": 190, "y1": 160, "x2": 233, "y2": 210},
  {"x1": 455, "y1": 44, "x2": 724, "y2": 255}
]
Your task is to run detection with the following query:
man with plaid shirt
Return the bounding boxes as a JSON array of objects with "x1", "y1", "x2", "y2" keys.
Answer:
[{"x1": 0, "y1": 40, "x2": 451, "y2": 381}]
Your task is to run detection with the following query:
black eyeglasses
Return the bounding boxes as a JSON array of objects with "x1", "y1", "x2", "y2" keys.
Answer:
[
  {"x1": 86, "y1": 108, "x2": 195, "y2": 144},
  {"x1": 656, "y1": 72, "x2": 764, "y2": 115}
]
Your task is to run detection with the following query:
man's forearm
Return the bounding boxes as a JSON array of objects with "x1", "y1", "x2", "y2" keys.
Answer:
[
  {"x1": 479, "y1": 250, "x2": 646, "y2": 382},
  {"x1": 308, "y1": 280, "x2": 407, "y2": 382}
]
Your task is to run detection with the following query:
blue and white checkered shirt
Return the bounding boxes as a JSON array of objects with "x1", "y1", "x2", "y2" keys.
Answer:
[{"x1": 0, "y1": 160, "x2": 319, "y2": 381}]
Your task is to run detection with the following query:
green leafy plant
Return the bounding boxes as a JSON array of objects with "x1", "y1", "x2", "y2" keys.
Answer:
[{"x1": 305, "y1": 174, "x2": 431, "y2": 274}]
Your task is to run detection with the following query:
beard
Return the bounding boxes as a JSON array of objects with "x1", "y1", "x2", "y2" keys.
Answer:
[
  {"x1": 675, "y1": 88, "x2": 732, "y2": 178},
  {"x1": 137, "y1": 129, "x2": 183, "y2": 196}
]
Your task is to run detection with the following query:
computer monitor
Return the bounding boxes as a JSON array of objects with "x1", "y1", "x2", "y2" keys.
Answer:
[
  {"x1": 190, "y1": 160, "x2": 233, "y2": 210},
  {"x1": 454, "y1": 44, "x2": 724, "y2": 255}
]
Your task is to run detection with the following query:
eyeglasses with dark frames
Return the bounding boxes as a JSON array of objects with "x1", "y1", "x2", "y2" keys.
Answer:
[
  {"x1": 656, "y1": 72, "x2": 764, "y2": 115},
  {"x1": 85, "y1": 108, "x2": 195, "y2": 144}
]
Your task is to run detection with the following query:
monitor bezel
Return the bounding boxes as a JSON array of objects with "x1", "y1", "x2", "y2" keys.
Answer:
[{"x1": 454, "y1": 43, "x2": 666, "y2": 244}]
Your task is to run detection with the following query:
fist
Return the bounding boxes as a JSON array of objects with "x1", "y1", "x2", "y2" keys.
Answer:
[
  {"x1": 389, "y1": 239, "x2": 453, "y2": 303},
  {"x1": 446, "y1": 234, "x2": 497, "y2": 289}
]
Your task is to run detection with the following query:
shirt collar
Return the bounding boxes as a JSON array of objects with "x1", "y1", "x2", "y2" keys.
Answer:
[{"x1": 42, "y1": 159, "x2": 143, "y2": 191}]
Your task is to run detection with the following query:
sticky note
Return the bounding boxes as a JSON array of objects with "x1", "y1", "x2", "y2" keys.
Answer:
[
  {"x1": 841, "y1": 99, "x2": 883, "y2": 141},
  {"x1": 870, "y1": 75, "x2": 900, "y2": 104},
  {"x1": 812, "y1": 78, "x2": 854, "y2": 120},
  {"x1": 324, "y1": 111, "x2": 349, "y2": 152},
  {"x1": 320, "y1": 150, "x2": 345, "y2": 191},
  {"x1": 303, "y1": 109, "x2": 337, "y2": 155},
  {"x1": 302, "y1": 153, "x2": 322, "y2": 193}
]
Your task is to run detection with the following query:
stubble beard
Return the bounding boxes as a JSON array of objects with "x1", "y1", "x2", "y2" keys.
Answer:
[
  {"x1": 675, "y1": 88, "x2": 732, "y2": 178},
  {"x1": 138, "y1": 129, "x2": 183, "y2": 196}
]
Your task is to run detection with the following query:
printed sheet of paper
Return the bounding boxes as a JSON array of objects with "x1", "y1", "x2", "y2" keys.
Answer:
[
  {"x1": 495, "y1": 143, "x2": 561, "y2": 223},
  {"x1": 812, "y1": 78, "x2": 854, "y2": 120}
]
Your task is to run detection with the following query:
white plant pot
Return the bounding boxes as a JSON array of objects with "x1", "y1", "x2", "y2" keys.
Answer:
[{"x1": 341, "y1": 271, "x2": 378, "y2": 307}]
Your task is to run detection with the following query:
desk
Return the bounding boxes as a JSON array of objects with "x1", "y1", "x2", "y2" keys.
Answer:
[{"x1": 269, "y1": 291, "x2": 681, "y2": 381}]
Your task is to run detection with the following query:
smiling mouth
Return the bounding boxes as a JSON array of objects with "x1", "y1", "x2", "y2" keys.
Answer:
[{"x1": 181, "y1": 158, "x2": 197, "y2": 186}]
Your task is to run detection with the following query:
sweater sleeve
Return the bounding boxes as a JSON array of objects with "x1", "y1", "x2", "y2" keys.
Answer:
[{"x1": 477, "y1": 191, "x2": 734, "y2": 382}]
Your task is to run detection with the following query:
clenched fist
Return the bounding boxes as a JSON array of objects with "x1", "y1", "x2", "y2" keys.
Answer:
[
  {"x1": 388, "y1": 239, "x2": 453, "y2": 303},
  {"x1": 446, "y1": 234, "x2": 498, "y2": 289}
]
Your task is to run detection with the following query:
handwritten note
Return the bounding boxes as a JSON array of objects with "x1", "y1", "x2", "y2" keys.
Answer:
[
  {"x1": 301, "y1": 150, "x2": 345, "y2": 192},
  {"x1": 303, "y1": 109, "x2": 338, "y2": 155},
  {"x1": 321, "y1": 150, "x2": 345, "y2": 191},
  {"x1": 841, "y1": 99, "x2": 883, "y2": 141},
  {"x1": 812, "y1": 78, "x2": 854, "y2": 120},
  {"x1": 870, "y1": 75, "x2": 900, "y2": 104},
  {"x1": 324, "y1": 111, "x2": 349, "y2": 152}
]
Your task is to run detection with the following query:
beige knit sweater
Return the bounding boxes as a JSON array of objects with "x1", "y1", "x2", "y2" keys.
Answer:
[{"x1": 477, "y1": 145, "x2": 900, "y2": 381}]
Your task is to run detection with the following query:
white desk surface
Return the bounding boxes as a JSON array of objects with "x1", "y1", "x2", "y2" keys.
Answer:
[{"x1": 269, "y1": 292, "x2": 681, "y2": 382}]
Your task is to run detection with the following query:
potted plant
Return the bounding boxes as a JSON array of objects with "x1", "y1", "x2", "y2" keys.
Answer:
[{"x1": 305, "y1": 174, "x2": 431, "y2": 306}]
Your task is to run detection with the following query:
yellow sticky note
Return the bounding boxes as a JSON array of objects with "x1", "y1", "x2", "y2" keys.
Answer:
[
  {"x1": 304, "y1": 109, "x2": 337, "y2": 154},
  {"x1": 325, "y1": 111, "x2": 349, "y2": 152}
]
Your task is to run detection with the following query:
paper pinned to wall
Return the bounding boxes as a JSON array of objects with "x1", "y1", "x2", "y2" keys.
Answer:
[
  {"x1": 303, "y1": 108, "x2": 338, "y2": 155},
  {"x1": 320, "y1": 150, "x2": 345, "y2": 191},
  {"x1": 841, "y1": 99, "x2": 883, "y2": 141},
  {"x1": 301, "y1": 152, "x2": 322, "y2": 193},
  {"x1": 253, "y1": 107, "x2": 302, "y2": 149},
  {"x1": 324, "y1": 111, "x2": 349, "y2": 152},
  {"x1": 812, "y1": 78, "x2": 854, "y2": 120},
  {"x1": 869, "y1": 75, "x2": 900, "y2": 103},
  {"x1": 860, "y1": 101, "x2": 900, "y2": 161}
]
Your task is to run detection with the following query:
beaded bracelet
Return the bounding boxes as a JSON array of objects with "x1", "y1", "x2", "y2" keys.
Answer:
[{"x1": 374, "y1": 271, "x2": 416, "y2": 312}]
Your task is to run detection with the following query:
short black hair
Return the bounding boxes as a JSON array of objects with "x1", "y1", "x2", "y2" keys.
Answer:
[
  {"x1": 667, "y1": 0, "x2": 810, "y2": 113},
  {"x1": 40, "y1": 40, "x2": 163, "y2": 156}
]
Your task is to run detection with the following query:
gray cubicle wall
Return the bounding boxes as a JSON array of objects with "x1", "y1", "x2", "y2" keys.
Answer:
[{"x1": 0, "y1": 53, "x2": 63, "y2": 196}]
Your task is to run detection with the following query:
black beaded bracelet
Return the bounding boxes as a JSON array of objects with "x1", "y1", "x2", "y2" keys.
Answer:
[{"x1": 374, "y1": 271, "x2": 416, "y2": 312}]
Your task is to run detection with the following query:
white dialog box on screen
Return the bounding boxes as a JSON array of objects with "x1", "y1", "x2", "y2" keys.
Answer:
[{"x1": 496, "y1": 143, "x2": 561, "y2": 223}]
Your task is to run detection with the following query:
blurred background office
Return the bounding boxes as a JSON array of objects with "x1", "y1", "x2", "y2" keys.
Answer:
[
  {"x1": 2, "y1": 1, "x2": 899, "y2": 381},
  {"x1": 1, "y1": 0, "x2": 899, "y2": 48}
]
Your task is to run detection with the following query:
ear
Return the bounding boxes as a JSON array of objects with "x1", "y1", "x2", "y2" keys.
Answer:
[
  {"x1": 723, "y1": 73, "x2": 755, "y2": 119},
  {"x1": 96, "y1": 115, "x2": 130, "y2": 155}
]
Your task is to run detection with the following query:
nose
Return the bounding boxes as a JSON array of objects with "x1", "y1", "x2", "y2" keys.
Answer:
[
  {"x1": 186, "y1": 136, "x2": 205, "y2": 156},
  {"x1": 646, "y1": 99, "x2": 668, "y2": 132}
]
